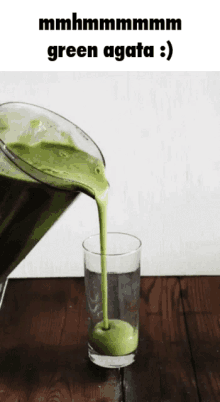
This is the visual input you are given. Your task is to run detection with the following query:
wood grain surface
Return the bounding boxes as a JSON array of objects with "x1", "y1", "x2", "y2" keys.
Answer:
[
  {"x1": 180, "y1": 277, "x2": 220, "y2": 402},
  {"x1": 0, "y1": 277, "x2": 219, "y2": 401},
  {"x1": 123, "y1": 277, "x2": 199, "y2": 402},
  {"x1": 0, "y1": 279, "x2": 122, "y2": 402}
]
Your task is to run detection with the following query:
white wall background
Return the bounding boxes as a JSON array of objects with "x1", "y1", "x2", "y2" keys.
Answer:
[{"x1": 1, "y1": 72, "x2": 220, "y2": 277}]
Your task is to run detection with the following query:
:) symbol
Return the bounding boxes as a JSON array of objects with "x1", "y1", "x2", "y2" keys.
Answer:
[{"x1": 160, "y1": 41, "x2": 173, "y2": 61}]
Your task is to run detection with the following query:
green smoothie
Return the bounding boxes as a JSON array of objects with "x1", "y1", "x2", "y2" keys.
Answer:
[{"x1": 1, "y1": 111, "x2": 138, "y2": 357}]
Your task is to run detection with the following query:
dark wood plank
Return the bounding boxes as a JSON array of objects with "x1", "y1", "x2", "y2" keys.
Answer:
[
  {"x1": 180, "y1": 277, "x2": 220, "y2": 401},
  {"x1": 0, "y1": 278, "x2": 122, "y2": 402},
  {"x1": 123, "y1": 277, "x2": 200, "y2": 401}
]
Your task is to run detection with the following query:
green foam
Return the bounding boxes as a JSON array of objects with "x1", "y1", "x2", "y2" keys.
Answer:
[
  {"x1": 30, "y1": 119, "x2": 41, "y2": 128},
  {"x1": 89, "y1": 319, "x2": 138, "y2": 356},
  {"x1": 7, "y1": 140, "x2": 108, "y2": 196},
  {"x1": 0, "y1": 117, "x2": 8, "y2": 133}
]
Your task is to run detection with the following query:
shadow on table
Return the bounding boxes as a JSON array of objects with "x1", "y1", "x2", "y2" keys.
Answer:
[
  {"x1": 0, "y1": 343, "x2": 123, "y2": 402},
  {"x1": 0, "y1": 343, "x2": 113, "y2": 383}
]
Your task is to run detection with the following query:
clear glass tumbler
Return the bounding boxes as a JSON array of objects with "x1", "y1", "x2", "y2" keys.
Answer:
[{"x1": 83, "y1": 232, "x2": 141, "y2": 368}]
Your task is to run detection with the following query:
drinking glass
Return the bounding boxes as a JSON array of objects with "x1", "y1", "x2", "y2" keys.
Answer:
[{"x1": 83, "y1": 232, "x2": 141, "y2": 368}]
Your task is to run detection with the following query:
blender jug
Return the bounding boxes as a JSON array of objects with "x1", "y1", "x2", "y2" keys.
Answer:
[{"x1": 0, "y1": 102, "x2": 106, "y2": 302}]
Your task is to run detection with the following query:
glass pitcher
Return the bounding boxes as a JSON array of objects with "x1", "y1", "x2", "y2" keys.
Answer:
[{"x1": 0, "y1": 102, "x2": 106, "y2": 305}]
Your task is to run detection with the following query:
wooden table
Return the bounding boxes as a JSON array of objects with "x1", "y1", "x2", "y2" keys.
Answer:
[{"x1": 0, "y1": 277, "x2": 219, "y2": 401}]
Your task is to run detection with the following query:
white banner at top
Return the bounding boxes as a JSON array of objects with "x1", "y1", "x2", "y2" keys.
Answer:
[{"x1": 1, "y1": 0, "x2": 219, "y2": 71}]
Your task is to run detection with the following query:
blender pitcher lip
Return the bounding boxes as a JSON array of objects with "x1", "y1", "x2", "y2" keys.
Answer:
[{"x1": 0, "y1": 101, "x2": 106, "y2": 167}]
